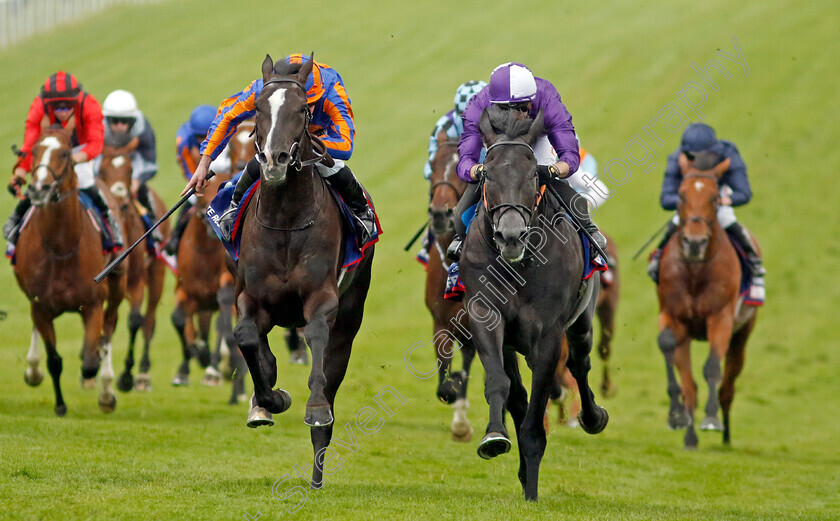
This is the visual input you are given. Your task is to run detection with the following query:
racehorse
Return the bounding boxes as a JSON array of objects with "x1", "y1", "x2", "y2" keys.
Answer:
[
  {"x1": 551, "y1": 232, "x2": 620, "y2": 427},
  {"x1": 97, "y1": 145, "x2": 169, "y2": 392},
  {"x1": 13, "y1": 128, "x2": 124, "y2": 415},
  {"x1": 171, "y1": 166, "x2": 246, "y2": 403},
  {"x1": 232, "y1": 54, "x2": 375, "y2": 488},
  {"x1": 656, "y1": 151, "x2": 760, "y2": 448},
  {"x1": 228, "y1": 116, "x2": 307, "y2": 365},
  {"x1": 459, "y1": 106, "x2": 608, "y2": 501},
  {"x1": 424, "y1": 130, "x2": 476, "y2": 441}
]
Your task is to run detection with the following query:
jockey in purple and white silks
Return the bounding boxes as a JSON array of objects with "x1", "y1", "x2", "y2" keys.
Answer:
[{"x1": 447, "y1": 62, "x2": 606, "y2": 263}]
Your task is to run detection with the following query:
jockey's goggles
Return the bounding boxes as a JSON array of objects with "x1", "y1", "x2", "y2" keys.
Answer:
[
  {"x1": 500, "y1": 101, "x2": 530, "y2": 113},
  {"x1": 49, "y1": 100, "x2": 76, "y2": 111},
  {"x1": 107, "y1": 116, "x2": 135, "y2": 126}
]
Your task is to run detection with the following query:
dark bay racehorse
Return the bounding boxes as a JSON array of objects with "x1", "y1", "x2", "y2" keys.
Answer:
[
  {"x1": 97, "y1": 146, "x2": 169, "y2": 392},
  {"x1": 424, "y1": 130, "x2": 476, "y2": 441},
  {"x1": 232, "y1": 54, "x2": 375, "y2": 488},
  {"x1": 657, "y1": 151, "x2": 760, "y2": 448},
  {"x1": 14, "y1": 129, "x2": 124, "y2": 415},
  {"x1": 460, "y1": 106, "x2": 608, "y2": 501}
]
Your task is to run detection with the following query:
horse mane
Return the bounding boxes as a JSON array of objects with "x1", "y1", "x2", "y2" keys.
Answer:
[
  {"x1": 486, "y1": 105, "x2": 541, "y2": 142},
  {"x1": 691, "y1": 151, "x2": 720, "y2": 171}
]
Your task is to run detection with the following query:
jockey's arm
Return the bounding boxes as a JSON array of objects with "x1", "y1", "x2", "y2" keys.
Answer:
[{"x1": 182, "y1": 155, "x2": 213, "y2": 196}]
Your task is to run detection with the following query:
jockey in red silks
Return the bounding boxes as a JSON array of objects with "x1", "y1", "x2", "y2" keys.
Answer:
[
  {"x1": 181, "y1": 54, "x2": 376, "y2": 244},
  {"x1": 4, "y1": 71, "x2": 123, "y2": 247}
]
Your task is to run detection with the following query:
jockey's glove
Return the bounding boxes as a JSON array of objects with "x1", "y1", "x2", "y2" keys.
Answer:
[
  {"x1": 536, "y1": 164, "x2": 559, "y2": 185},
  {"x1": 7, "y1": 175, "x2": 24, "y2": 197}
]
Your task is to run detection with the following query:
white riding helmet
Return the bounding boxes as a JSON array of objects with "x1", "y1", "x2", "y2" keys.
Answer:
[{"x1": 102, "y1": 89, "x2": 141, "y2": 120}]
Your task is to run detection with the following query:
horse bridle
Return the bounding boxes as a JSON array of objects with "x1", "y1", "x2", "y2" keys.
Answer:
[
  {"x1": 256, "y1": 78, "x2": 326, "y2": 171},
  {"x1": 428, "y1": 140, "x2": 463, "y2": 201},
  {"x1": 28, "y1": 150, "x2": 74, "y2": 206},
  {"x1": 482, "y1": 140, "x2": 540, "y2": 229},
  {"x1": 679, "y1": 172, "x2": 720, "y2": 229}
]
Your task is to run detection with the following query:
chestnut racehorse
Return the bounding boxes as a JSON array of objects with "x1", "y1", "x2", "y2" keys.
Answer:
[
  {"x1": 171, "y1": 165, "x2": 245, "y2": 403},
  {"x1": 656, "y1": 151, "x2": 760, "y2": 448},
  {"x1": 97, "y1": 146, "x2": 169, "y2": 392},
  {"x1": 423, "y1": 130, "x2": 476, "y2": 441},
  {"x1": 13, "y1": 128, "x2": 124, "y2": 415}
]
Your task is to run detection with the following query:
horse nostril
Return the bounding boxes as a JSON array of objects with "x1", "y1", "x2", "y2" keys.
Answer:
[
  {"x1": 258, "y1": 152, "x2": 267, "y2": 164},
  {"x1": 275, "y1": 152, "x2": 290, "y2": 166},
  {"x1": 446, "y1": 208, "x2": 454, "y2": 216}
]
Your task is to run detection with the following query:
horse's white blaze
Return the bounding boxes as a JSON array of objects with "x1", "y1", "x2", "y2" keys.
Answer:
[
  {"x1": 694, "y1": 181, "x2": 704, "y2": 191},
  {"x1": 27, "y1": 329, "x2": 41, "y2": 365},
  {"x1": 110, "y1": 181, "x2": 128, "y2": 198},
  {"x1": 111, "y1": 155, "x2": 125, "y2": 168},
  {"x1": 263, "y1": 88, "x2": 288, "y2": 165},
  {"x1": 35, "y1": 136, "x2": 61, "y2": 188},
  {"x1": 236, "y1": 130, "x2": 251, "y2": 145}
]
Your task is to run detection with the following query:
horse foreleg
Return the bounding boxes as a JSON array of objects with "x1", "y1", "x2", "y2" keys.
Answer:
[
  {"x1": 596, "y1": 296, "x2": 617, "y2": 398},
  {"x1": 519, "y1": 343, "x2": 562, "y2": 502},
  {"x1": 119, "y1": 280, "x2": 144, "y2": 393},
  {"x1": 136, "y1": 259, "x2": 166, "y2": 391},
  {"x1": 195, "y1": 310, "x2": 213, "y2": 369},
  {"x1": 235, "y1": 294, "x2": 289, "y2": 425},
  {"x1": 567, "y1": 302, "x2": 609, "y2": 436},
  {"x1": 32, "y1": 308, "x2": 66, "y2": 416},
  {"x1": 433, "y1": 322, "x2": 458, "y2": 404},
  {"x1": 720, "y1": 316, "x2": 754, "y2": 445},
  {"x1": 658, "y1": 315, "x2": 690, "y2": 430},
  {"x1": 451, "y1": 340, "x2": 476, "y2": 442},
  {"x1": 302, "y1": 291, "x2": 339, "y2": 427},
  {"x1": 472, "y1": 318, "x2": 510, "y2": 460},
  {"x1": 171, "y1": 289, "x2": 193, "y2": 386},
  {"x1": 701, "y1": 308, "x2": 736, "y2": 434},
  {"x1": 501, "y1": 349, "x2": 528, "y2": 491},
  {"x1": 673, "y1": 341, "x2": 698, "y2": 449},
  {"x1": 24, "y1": 328, "x2": 44, "y2": 387}
]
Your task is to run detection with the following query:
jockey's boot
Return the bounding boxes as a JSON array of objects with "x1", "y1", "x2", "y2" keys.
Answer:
[
  {"x1": 81, "y1": 186, "x2": 124, "y2": 247},
  {"x1": 219, "y1": 158, "x2": 260, "y2": 242},
  {"x1": 447, "y1": 183, "x2": 481, "y2": 262},
  {"x1": 647, "y1": 220, "x2": 678, "y2": 284},
  {"x1": 725, "y1": 222, "x2": 766, "y2": 283},
  {"x1": 329, "y1": 166, "x2": 377, "y2": 246},
  {"x1": 164, "y1": 202, "x2": 193, "y2": 255},
  {"x1": 3, "y1": 197, "x2": 31, "y2": 242},
  {"x1": 551, "y1": 178, "x2": 607, "y2": 252},
  {"x1": 136, "y1": 182, "x2": 163, "y2": 243}
]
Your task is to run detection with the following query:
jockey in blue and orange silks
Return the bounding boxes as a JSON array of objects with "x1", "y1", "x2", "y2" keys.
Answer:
[{"x1": 182, "y1": 54, "x2": 376, "y2": 244}]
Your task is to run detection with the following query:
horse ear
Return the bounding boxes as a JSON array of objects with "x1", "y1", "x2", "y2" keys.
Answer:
[
  {"x1": 479, "y1": 109, "x2": 497, "y2": 145},
  {"x1": 713, "y1": 157, "x2": 731, "y2": 178},
  {"x1": 262, "y1": 54, "x2": 274, "y2": 82},
  {"x1": 525, "y1": 109, "x2": 545, "y2": 145},
  {"x1": 298, "y1": 52, "x2": 315, "y2": 85},
  {"x1": 678, "y1": 152, "x2": 690, "y2": 174}
]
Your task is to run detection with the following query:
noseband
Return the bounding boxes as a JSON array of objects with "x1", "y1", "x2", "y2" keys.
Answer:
[
  {"x1": 483, "y1": 140, "x2": 539, "y2": 227},
  {"x1": 256, "y1": 78, "x2": 326, "y2": 171},
  {"x1": 29, "y1": 152, "x2": 73, "y2": 206},
  {"x1": 428, "y1": 140, "x2": 462, "y2": 201}
]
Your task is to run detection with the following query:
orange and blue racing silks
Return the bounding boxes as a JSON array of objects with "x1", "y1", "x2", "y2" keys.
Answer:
[
  {"x1": 175, "y1": 121, "x2": 202, "y2": 180},
  {"x1": 200, "y1": 58, "x2": 355, "y2": 162}
]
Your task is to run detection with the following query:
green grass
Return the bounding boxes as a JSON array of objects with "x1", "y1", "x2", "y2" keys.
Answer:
[{"x1": 0, "y1": 1, "x2": 838, "y2": 520}]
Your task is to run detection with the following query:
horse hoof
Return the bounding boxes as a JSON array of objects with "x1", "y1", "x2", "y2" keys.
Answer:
[
  {"x1": 247, "y1": 407, "x2": 275, "y2": 428},
  {"x1": 135, "y1": 374, "x2": 151, "y2": 392},
  {"x1": 202, "y1": 367, "x2": 222, "y2": 387},
  {"x1": 578, "y1": 406, "x2": 609, "y2": 435},
  {"x1": 117, "y1": 373, "x2": 134, "y2": 392},
  {"x1": 197, "y1": 344, "x2": 211, "y2": 368},
  {"x1": 477, "y1": 432, "x2": 511, "y2": 460},
  {"x1": 98, "y1": 393, "x2": 117, "y2": 413},
  {"x1": 684, "y1": 428, "x2": 699, "y2": 449},
  {"x1": 55, "y1": 404, "x2": 67, "y2": 416},
  {"x1": 289, "y1": 348, "x2": 308, "y2": 365},
  {"x1": 700, "y1": 416, "x2": 723, "y2": 431},
  {"x1": 668, "y1": 408, "x2": 691, "y2": 430},
  {"x1": 304, "y1": 404, "x2": 333, "y2": 427},
  {"x1": 171, "y1": 374, "x2": 189, "y2": 387},
  {"x1": 81, "y1": 378, "x2": 97, "y2": 390},
  {"x1": 451, "y1": 424, "x2": 473, "y2": 442},
  {"x1": 24, "y1": 368, "x2": 43, "y2": 387}
]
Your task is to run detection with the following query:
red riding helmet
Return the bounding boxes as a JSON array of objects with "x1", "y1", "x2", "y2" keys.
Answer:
[{"x1": 41, "y1": 71, "x2": 82, "y2": 102}]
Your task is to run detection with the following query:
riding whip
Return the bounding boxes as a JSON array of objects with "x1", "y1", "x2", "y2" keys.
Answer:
[
  {"x1": 94, "y1": 171, "x2": 216, "y2": 283},
  {"x1": 631, "y1": 217, "x2": 672, "y2": 260},
  {"x1": 403, "y1": 218, "x2": 430, "y2": 251},
  {"x1": 544, "y1": 182, "x2": 609, "y2": 262}
]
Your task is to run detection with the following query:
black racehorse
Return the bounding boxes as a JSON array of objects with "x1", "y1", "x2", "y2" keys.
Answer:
[
  {"x1": 459, "y1": 106, "x2": 609, "y2": 501},
  {"x1": 232, "y1": 54, "x2": 375, "y2": 489}
]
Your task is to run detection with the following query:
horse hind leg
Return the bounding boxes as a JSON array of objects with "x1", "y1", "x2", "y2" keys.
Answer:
[
  {"x1": 596, "y1": 298, "x2": 617, "y2": 398},
  {"x1": 699, "y1": 351, "x2": 724, "y2": 432},
  {"x1": 136, "y1": 259, "x2": 167, "y2": 392},
  {"x1": 658, "y1": 325, "x2": 690, "y2": 430},
  {"x1": 567, "y1": 306, "x2": 609, "y2": 435},
  {"x1": 24, "y1": 328, "x2": 44, "y2": 387},
  {"x1": 97, "y1": 337, "x2": 117, "y2": 413},
  {"x1": 170, "y1": 294, "x2": 193, "y2": 386},
  {"x1": 451, "y1": 341, "x2": 477, "y2": 441},
  {"x1": 195, "y1": 311, "x2": 213, "y2": 368},
  {"x1": 234, "y1": 311, "x2": 290, "y2": 425},
  {"x1": 302, "y1": 295, "x2": 340, "y2": 427}
]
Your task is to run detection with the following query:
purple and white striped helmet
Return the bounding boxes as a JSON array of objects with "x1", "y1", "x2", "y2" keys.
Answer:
[{"x1": 489, "y1": 62, "x2": 536, "y2": 104}]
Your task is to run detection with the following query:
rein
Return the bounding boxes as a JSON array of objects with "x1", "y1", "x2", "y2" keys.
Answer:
[
  {"x1": 482, "y1": 140, "x2": 540, "y2": 228},
  {"x1": 253, "y1": 192, "x2": 315, "y2": 232}
]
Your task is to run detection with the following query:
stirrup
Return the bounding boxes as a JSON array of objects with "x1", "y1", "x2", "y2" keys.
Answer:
[
  {"x1": 218, "y1": 203, "x2": 239, "y2": 241},
  {"x1": 446, "y1": 236, "x2": 463, "y2": 262},
  {"x1": 3, "y1": 217, "x2": 21, "y2": 241},
  {"x1": 353, "y1": 207, "x2": 377, "y2": 246}
]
